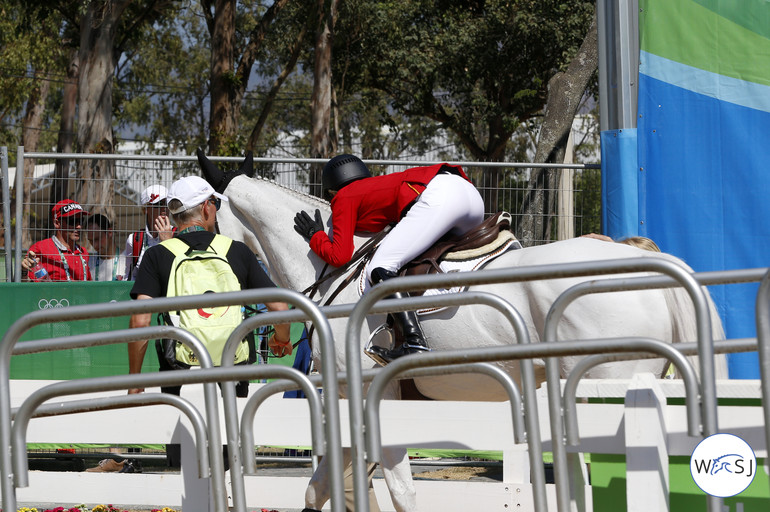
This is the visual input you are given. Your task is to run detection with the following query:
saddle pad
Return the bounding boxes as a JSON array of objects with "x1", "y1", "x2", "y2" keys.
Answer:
[{"x1": 358, "y1": 230, "x2": 522, "y2": 315}]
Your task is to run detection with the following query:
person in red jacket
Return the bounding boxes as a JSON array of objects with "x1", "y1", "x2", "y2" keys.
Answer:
[
  {"x1": 21, "y1": 199, "x2": 93, "y2": 281},
  {"x1": 294, "y1": 154, "x2": 484, "y2": 363}
]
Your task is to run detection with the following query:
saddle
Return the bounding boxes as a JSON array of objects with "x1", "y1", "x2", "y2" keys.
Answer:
[
  {"x1": 399, "y1": 211, "x2": 517, "y2": 280},
  {"x1": 317, "y1": 212, "x2": 520, "y2": 304}
]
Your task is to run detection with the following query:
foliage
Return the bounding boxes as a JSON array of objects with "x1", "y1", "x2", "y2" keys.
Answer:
[
  {"x1": 337, "y1": 0, "x2": 596, "y2": 161},
  {"x1": 0, "y1": 0, "x2": 600, "y2": 170},
  {"x1": 117, "y1": 3, "x2": 211, "y2": 153},
  {"x1": 0, "y1": 0, "x2": 68, "y2": 156}
]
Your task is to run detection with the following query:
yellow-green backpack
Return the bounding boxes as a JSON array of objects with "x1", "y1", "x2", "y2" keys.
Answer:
[{"x1": 161, "y1": 235, "x2": 249, "y2": 366}]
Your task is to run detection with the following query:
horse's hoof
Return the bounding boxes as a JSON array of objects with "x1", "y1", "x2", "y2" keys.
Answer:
[{"x1": 365, "y1": 344, "x2": 431, "y2": 365}]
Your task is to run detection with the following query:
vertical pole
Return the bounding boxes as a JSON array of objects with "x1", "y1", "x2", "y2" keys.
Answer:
[
  {"x1": 1, "y1": 147, "x2": 11, "y2": 281},
  {"x1": 557, "y1": 132, "x2": 575, "y2": 241},
  {"x1": 14, "y1": 146, "x2": 24, "y2": 282},
  {"x1": 597, "y1": 0, "x2": 639, "y2": 132}
]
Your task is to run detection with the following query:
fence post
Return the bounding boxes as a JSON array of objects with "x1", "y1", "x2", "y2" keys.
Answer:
[
  {"x1": 1, "y1": 147, "x2": 11, "y2": 282},
  {"x1": 625, "y1": 373, "x2": 669, "y2": 512},
  {"x1": 14, "y1": 146, "x2": 24, "y2": 283}
]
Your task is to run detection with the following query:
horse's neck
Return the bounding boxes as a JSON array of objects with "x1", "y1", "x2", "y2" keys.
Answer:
[{"x1": 221, "y1": 175, "x2": 363, "y2": 302}]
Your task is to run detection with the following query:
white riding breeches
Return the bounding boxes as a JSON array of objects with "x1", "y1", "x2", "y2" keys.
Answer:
[{"x1": 366, "y1": 173, "x2": 484, "y2": 284}]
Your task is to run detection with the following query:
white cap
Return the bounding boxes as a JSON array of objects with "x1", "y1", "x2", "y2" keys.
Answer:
[
  {"x1": 141, "y1": 184, "x2": 168, "y2": 205},
  {"x1": 167, "y1": 176, "x2": 228, "y2": 214}
]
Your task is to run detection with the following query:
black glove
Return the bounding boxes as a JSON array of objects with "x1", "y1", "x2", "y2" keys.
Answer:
[{"x1": 294, "y1": 209, "x2": 324, "y2": 240}]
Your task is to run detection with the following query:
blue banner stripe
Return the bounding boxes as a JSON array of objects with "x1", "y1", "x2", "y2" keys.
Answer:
[
  {"x1": 641, "y1": 51, "x2": 770, "y2": 114},
  {"x1": 638, "y1": 73, "x2": 770, "y2": 378}
]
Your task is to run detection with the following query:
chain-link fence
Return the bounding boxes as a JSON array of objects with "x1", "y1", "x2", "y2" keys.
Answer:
[{"x1": 1, "y1": 149, "x2": 601, "y2": 282}]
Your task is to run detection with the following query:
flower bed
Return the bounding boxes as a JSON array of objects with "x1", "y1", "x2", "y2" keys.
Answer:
[{"x1": 17, "y1": 506, "x2": 178, "y2": 512}]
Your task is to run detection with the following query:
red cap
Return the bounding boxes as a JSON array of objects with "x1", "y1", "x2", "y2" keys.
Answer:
[{"x1": 52, "y1": 199, "x2": 90, "y2": 221}]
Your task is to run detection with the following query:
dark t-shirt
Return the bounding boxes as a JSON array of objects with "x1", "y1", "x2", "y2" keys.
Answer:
[{"x1": 130, "y1": 230, "x2": 276, "y2": 299}]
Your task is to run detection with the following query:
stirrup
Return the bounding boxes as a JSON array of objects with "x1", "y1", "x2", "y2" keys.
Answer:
[
  {"x1": 364, "y1": 323, "x2": 394, "y2": 366},
  {"x1": 364, "y1": 324, "x2": 431, "y2": 366},
  {"x1": 366, "y1": 343, "x2": 431, "y2": 366}
]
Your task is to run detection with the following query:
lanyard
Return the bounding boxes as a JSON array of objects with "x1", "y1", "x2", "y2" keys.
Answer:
[
  {"x1": 55, "y1": 244, "x2": 88, "y2": 281},
  {"x1": 177, "y1": 225, "x2": 207, "y2": 235}
]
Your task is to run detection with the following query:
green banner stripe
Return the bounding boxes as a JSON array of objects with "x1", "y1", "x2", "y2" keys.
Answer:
[
  {"x1": 693, "y1": 0, "x2": 770, "y2": 41},
  {"x1": 640, "y1": 0, "x2": 770, "y2": 87}
]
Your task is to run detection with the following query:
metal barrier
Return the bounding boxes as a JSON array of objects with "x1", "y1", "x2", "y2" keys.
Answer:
[
  {"x1": 344, "y1": 257, "x2": 724, "y2": 512},
  {"x1": 13, "y1": 393, "x2": 211, "y2": 478},
  {"x1": 562, "y1": 337, "x2": 759, "y2": 447},
  {"x1": 549, "y1": 266, "x2": 769, "y2": 512},
  {"x1": 3, "y1": 257, "x2": 768, "y2": 510},
  {"x1": 5, "y1": 323, "x2": 230, "y2": 511},
  {"x1": 754, "y1": 268, "x2": 770, "y2": 493},
  {"x1": 541, "y1": 259, "x2": 718, "y2": 512},
  {"x1": 0, "y1": 288, "x2": 342, "y2": 512}
]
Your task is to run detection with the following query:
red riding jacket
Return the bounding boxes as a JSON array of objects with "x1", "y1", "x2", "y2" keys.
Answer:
[{"x1": 309, "y1": 163, "x2": 470, "y2": 267}]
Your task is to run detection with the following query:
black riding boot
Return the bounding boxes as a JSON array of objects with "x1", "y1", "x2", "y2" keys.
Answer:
[{"x1": 367, "y1": 268, "x2": 431, "y2": 364}]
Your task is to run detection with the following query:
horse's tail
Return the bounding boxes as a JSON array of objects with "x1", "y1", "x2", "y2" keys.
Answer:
[{"x1": 660, "y1": 259, "x2": 728, "y2": 379}]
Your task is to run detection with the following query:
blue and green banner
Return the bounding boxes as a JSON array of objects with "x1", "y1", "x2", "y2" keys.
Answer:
[{"x1": 636, "y1": 0, "x2": 770, "y2": 378}]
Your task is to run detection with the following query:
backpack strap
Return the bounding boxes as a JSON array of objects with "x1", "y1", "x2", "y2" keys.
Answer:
[
  {"x1": 208, "y1": 234, "x2": 233, "y2": 256},
  {"x1": 130, "y1": 230, "x2": 145, "y2": 277},
  {"x1": 161, "y1": 237, "x2": 190, "y2": 258},
  {"x1": 162, "y1": 234, "x2": 232, "y2": 257}
]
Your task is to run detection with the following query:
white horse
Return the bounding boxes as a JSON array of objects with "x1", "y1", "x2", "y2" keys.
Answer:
[{"x1": 201, "y1": 153, "x2": 726, "y2": 512}]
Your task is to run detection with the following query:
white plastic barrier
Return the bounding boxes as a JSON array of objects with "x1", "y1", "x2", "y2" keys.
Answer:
[{"x1": 11, "y1": 376, "x2": 766, "y2": 511}]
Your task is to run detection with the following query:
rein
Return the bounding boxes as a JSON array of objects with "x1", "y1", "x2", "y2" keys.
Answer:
[
  {"x1": 301, "y1": 227, "x2": 390, "y2": 302},
  {"x1": 300, "y1": 227, "x2": 391, "y2": 346}
]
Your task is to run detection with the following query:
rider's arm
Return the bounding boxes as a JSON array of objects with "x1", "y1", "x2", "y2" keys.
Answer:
[{"x1": 309, "y1": 196, "x2": 357, "y2": 267}]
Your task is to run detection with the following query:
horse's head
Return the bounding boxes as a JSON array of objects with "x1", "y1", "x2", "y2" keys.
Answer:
[
  {"x1": 195, "y1": 149, "x2": 341, "y2": 293},
  {"x1": 196, "y1": 147, "x2": 256, "y2": 194}
]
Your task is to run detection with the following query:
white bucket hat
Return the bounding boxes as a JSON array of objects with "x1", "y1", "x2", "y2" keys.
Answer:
[{"x1": 167, "y1": 176, "x2": 228, "y2": 214}]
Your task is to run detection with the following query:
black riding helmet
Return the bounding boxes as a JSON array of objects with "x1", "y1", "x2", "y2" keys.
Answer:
[{"x1": 322, "y1": 154, "x2": 371, "y2": 195}]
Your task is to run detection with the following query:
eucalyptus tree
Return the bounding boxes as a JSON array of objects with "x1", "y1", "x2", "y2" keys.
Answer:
[
  {"x1": 202, "y1": 0, "x2": 317, "y2": 155},
  {"x1": 0, "y1": 0, "x2": 73, "y2": 245},
  {"x1": 335, "y1": 0, "x2": 597, "y2": 237}
]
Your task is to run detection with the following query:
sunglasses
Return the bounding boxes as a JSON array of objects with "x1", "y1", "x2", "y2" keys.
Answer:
[
  {"x1": 208, "y1": 197, "x2": 221, "y2": 211},
  {"x1": 61, "y1": 216, "x2": 83, "y2": 227}
]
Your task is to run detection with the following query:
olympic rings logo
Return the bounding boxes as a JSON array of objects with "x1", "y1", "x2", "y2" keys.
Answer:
[{"x1": 38, "y1": 298, "x2": 70, "y2": 309}]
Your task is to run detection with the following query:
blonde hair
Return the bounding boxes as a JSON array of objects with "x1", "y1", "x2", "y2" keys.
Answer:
[{"x1": 619, "y1": 236, "x2": 661, "y2": 253}]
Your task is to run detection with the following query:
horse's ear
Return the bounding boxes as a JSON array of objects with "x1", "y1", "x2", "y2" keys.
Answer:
[
  {"x1": 197, "y1": 148, "x2": 226, "y2": 190},
  {"x1": 241, "y1": 151, "x2": 255, "y2": 178}
]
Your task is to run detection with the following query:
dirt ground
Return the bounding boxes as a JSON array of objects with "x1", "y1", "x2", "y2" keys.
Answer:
[{"x1": 412, "y1": 464, "x2": 503, "y2": 481}]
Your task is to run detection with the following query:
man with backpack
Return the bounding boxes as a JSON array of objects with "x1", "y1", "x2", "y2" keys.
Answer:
[
  {"x1": 122, "y1": 184, "x2": 175, "y2": 280},
  {"x1": 127, "y1": 175, "x2": 292, "y2": 395}
]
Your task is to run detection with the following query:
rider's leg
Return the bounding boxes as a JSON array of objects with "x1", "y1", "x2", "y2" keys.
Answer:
[
  {"x1": 368, "y1": 267, "x2": 430, "y2": 363},
  {"x1": 365, "y1": 173, "x2": 484, "y2": 285},
  {"x1": 365, "y1": 175, "x2": 483, "y2": 364}
]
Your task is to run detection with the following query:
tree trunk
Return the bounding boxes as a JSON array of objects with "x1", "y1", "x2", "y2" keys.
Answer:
[
  {"x1": 206, "y1": 0, "x2": 290, "y2": 154},
  {"x1": 51, "y1": 49, "x2": 79, "y2": 222},
  {"x1": 245, "y1": 25, "x2": 309, "y2": 152},
  {"x1": 208, "y1": 0, "x2": 236, "y2": 154},
  {"x1": 309, "y1": 0, "x2": 338, "y2": 197},
  {"x1": 20, "y1": 73, "x2": 51, "y2": 248},
  {"x1": 517, "y1": 14, "x2": 598, "y2": 246},
  {"x1": 75, "y1": 0, "x2": 130, "y2": 222}
]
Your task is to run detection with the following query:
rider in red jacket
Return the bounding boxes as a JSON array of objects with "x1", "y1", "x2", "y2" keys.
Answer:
[{"x1": 294, "y1": 154, "x2": 484, "y2": 363}]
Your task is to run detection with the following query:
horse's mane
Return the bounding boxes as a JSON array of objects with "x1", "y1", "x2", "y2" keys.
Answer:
[{"x1": 250, "y1": 173, "x2": 330, "y2": 210}]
